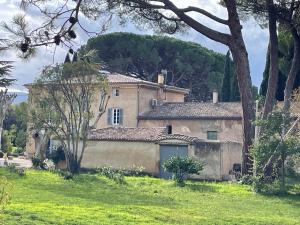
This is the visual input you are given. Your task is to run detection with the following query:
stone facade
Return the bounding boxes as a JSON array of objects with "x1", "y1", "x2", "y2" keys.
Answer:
[{"x1": 25, "y1": 72, "x2": 243, "y2": 180}]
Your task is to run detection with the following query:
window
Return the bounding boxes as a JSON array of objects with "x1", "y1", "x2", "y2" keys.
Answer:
[
  {"x1": 107, "y1": 108, "x2": 123, "y2": 125},
  {"x1": 112, "y1": 89, "x2": 120, "y2": 97},
  {"x1": 112, "y1": 108, "x2": 120, "y2": 125},
  {"x1": 207, "y1": 131, "x2": 218, "y2": 140}
]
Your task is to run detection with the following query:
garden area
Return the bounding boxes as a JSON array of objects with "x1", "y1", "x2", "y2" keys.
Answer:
[{"x1": 0, "y1": 168, "x2": 300, "y2": 225}]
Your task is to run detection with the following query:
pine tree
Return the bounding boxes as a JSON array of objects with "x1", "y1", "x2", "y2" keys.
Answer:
[
  {"x1": 221, "y1": 51, "x2": 231, "y2": 102},
  {"x1": 64, "y1": 53, "x2": 71, "y2": 63}
]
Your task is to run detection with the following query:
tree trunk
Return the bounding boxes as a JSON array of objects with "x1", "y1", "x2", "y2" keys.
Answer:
[
  {"x1": 263, "y1": 28, "x2": 300, "y2": 178},
  {"x1": 0, "y1": 127, "x2": 2, "y2": 150},
  {"x1": 226, "y1": 0, "x2": 255, "y2": 174},
  {"x1": 262, "y1": 1, "x2": 279, "y2": 118},
  {"x1": 283, "y1": 29, "x2": 300, "y2": 112}
]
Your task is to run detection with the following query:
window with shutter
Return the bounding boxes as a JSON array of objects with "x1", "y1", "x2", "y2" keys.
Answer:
[{"x1": 109, "y1": 108, "x2": 123, "y2": 125}]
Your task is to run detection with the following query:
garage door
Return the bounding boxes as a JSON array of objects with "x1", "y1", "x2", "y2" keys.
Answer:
[{"x1": 159, "y1": 145, "x2": 188, "y2": 179}]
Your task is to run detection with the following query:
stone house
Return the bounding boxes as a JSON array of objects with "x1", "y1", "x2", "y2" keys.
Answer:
[{"x1": 26, "y1": 72, "x2": 243, "y2": 180}]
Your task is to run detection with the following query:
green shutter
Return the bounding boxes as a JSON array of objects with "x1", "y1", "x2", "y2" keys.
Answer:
[
  {"x1": 107, "y1": 108, "x2": 112, "y2": 125},
  {"x1": 119, "y1": 108, "x2": 123, "y2": 125}
]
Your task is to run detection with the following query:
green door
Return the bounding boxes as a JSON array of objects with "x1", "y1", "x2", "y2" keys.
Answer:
[{"x1": 159, "y1": 145, "x2": 188, "y2": 179}]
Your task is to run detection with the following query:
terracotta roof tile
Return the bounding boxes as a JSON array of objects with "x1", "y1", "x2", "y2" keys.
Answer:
[
  {"x1": 106, "y1": 73, "x2": 144, "y2": 83},
  {"x1": 139, "y1": 102, "x2": 243, "y2": 120},
  {"x1": 88, "y1": 127, "x2": 167, "y2": 142},
  {"x1": 88, "y1": 127, "x2": 201, "y2": 143}
]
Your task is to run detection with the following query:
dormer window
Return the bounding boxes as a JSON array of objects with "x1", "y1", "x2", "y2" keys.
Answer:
[{"x1": 112, "y1": 89, "x2": 120, "y2": 97}]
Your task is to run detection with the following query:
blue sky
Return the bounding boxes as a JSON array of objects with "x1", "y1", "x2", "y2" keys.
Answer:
[{"x1": 0, "y1": 0, "x2": 268, "y2": 92}]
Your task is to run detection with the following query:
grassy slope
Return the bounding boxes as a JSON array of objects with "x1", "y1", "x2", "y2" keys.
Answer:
[{"x1": 1, "y1": 169, "x2": 299, "y2": 225}]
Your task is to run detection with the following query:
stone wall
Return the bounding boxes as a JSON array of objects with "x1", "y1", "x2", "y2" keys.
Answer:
[
  {"x1": 190, "y1": 141, "x2": 242, "y2": 180},
  {"x1": 138, "y1": 119, "x2": 243, "y2": 143},
  {"x1": 82, "y1": 140, "x2": 160, "y2": 174}
]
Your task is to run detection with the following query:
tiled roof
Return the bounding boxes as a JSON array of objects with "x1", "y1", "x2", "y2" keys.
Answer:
[
  {"x1": 106, "y1": 73, "x2": 144, "y2": 83},
  {"x1": 105, "y1": 73, "x2": 189, "y2": 93},
  {"x1": 88, "y1": 127, "x2": 167, "y2": 142},
  {"x1": 158, "y1": 134, "x2": 202, "y2": 143},
  {"x1": 139, "y1": 102, "x2": 243, "y2": 120},
  {"x1": 88, "y1": 127, "x2": 201, "y2": 143}
]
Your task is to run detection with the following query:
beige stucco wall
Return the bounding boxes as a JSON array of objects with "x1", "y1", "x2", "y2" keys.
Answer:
[
  {"x1": 138, "y1": 86, "x2": 159, "y2": 114},
  {"x1": 165, "y1": 91, "x2": 185, "y2": 102},
  {"x1": 81, "y1": 139, "x2": 242, "y2": 180},
  {"x1": 82, "y1": 141, "x2": 160, "y2": 174},
  {"x1": 94, "y1": 85, "x2": 139, "y2": 128},
  {"x1": 138, "y1": 86, "x2": 186, "y2": 114},
  {"x1": 190, "y1": 141, "x2": 242, "y2": 180},
  {"x1": 138, "y1": 119, "x2": 243, "y2": 143}
]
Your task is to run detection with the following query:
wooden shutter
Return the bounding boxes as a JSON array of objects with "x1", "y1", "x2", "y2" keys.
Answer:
[
  {"x1": 119, "y1": 108, "x2": 123, "y2": 125},
  {"x1": 107, "y1": 108, "x2": 112, "y2": 125}
]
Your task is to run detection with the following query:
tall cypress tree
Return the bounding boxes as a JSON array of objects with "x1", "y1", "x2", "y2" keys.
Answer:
[
  {"x1": 64, "y1": 53, "x2": 71, "y2": 63},
  {"x1": 73, "y1": 52, "x2": 78, "y2": 62},
  {"x1": 221, "y1": 51, "x2": 231, "y2": 102},
  {"x1": 231, "y1": 71, "x2": 240, "y2": 101}
]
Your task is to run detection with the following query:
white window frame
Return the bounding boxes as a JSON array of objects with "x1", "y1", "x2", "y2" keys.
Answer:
[
  {"x1": 112, "y1": 108, "x2": 121, "y2": 125},
  {"x1": 112, "y1": 88, "x2": 120, "y2": 97}
]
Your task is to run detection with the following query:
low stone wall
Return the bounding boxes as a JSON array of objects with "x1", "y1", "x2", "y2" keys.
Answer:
[
  {"x1": 54, "y1": 139, "x2": 242, "y2": 180},
  {"x1": 82, "y1": 140, "x2": 159, "y2": 174}
]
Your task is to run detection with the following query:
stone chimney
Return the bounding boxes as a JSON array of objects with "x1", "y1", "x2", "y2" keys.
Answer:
[
  {"x1": 157, "y1": 74, "x2": 165, "y2": 85},
  {"x1": 212, "y1": 90, "x2": 219, "y2": 104}
]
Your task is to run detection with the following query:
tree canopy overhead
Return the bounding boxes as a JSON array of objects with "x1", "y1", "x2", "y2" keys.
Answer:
[
  {"x1": 3, "y1": 0, "x2": 255, "y2": 174},
  {"x1": 80, "y1": 32, "x2": 230, "y2": 102}
]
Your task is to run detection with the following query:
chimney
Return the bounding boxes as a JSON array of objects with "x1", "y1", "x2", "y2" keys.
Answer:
[
  {"x1": 158, "y1": 74, "x2": 164, "y2": 85},
  {"x1": 212, "y1": 90, "x2": 219, "y2": 104}
]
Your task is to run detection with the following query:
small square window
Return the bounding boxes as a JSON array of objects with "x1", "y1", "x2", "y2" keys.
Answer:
[
  {"x1": 207, "y1": 131, "x2": 218, "y2": 140},
  {"x1": 112, "y1": 89, "x2": 119, "y2": 96}
]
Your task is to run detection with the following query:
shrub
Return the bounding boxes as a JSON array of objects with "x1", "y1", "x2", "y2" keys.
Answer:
[
  {"x1": 57, "y1": 170, "x2": 74, "y2": 180},
  {"x1": 96, "y1": 166, "x2": 126, "y2": 184},
  {"x1": 0, "y1": 151, "x2": 4, "y2": 158},
  {"x1": 31, "y1": 155, "x2": 43, "y2": 168},
  {"x1": 12, "y1": 147, "x2": 25, "y2": 155},
  {"x1": 43, "y1": 159, "x2": 55, "y2": 171},
  {"x1": 7, "y1": 164, "x2": 26, "y2": 176},
  {"x1": 240, "y1": 174, "x2": 253, "y2": 185},
  {"x1": 121, "y1": 166, "x2": 150, "y2": 177},
  {"x1": 163, "y1": 156, "x2": 203, "y2": 186},
  {"x1": 48, "y1": 147, "x2": 65, "y2": 165}
]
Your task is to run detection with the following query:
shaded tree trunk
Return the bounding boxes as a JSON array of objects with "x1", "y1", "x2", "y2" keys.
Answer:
[
  {"x1": 226, "y1": 0, "x2": 255, "y2": 174},
  {"x1": 263, "y1": 1, "x2": 279, "y2": 118},
  {"x1": 283, "y1": 28, "x2": 300, "y2": 112},
  {"x1": 263, "y1": 28, "x2": 300, "y2": 178}
]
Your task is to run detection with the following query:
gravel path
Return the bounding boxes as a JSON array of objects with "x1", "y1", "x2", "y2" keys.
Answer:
[{"x1": 0, "y1": 157, "x2": 32, "y2": 168}]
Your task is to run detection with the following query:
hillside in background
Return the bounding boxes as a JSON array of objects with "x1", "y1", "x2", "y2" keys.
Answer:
[{"x1": 80, "y1": 32, "x2": 235, "y2": 102}]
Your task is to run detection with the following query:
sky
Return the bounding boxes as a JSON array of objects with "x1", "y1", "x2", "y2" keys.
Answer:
[{"x1": 0, "y1": 0, "x2": 269, "y2": 93}]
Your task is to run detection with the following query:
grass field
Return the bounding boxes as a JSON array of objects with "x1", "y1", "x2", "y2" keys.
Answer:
[{"x1": 0, "y1": 168, "x2": 300, "y2": 225}]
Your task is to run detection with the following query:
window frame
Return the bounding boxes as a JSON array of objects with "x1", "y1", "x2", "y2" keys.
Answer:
[
  {"x1": 207, "y1": 131, "x2": 218, "y2": 140},
  {"x1": 112, "y1": 108, "x2": 121, "y2": 125},
  {"x1": 112, "y1": 88, "x2": 120, "y2": 97}
]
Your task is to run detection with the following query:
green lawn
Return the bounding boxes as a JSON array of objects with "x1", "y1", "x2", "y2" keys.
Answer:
[{"x1": 0, "y1": 169, "x2": 299, "y2": 225}]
